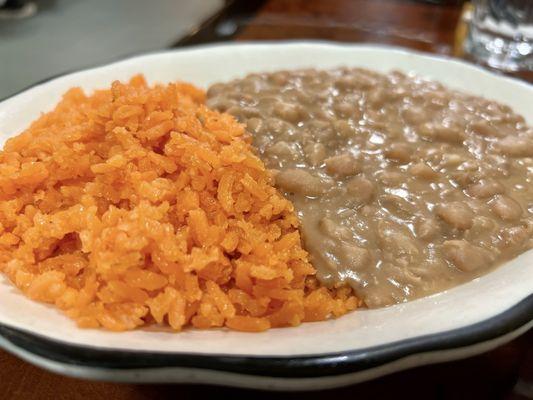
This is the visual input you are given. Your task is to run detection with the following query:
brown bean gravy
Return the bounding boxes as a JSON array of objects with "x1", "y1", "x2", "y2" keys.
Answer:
[{"x1": 207, "y1": 68, "x2": 533, "y2": 308}]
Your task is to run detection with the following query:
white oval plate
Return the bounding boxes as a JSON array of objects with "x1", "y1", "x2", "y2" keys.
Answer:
[{"x1": 0, "y1": 42, "x2": 532, "y2": 391}]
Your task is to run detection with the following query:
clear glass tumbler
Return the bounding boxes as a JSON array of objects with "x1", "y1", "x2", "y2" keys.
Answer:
[{"x1": 465, "y1": 0, "x2": 533, "y2": 72}]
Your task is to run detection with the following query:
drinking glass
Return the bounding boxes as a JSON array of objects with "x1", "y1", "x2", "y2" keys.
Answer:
[{"x1": 465, "y1": 0, "x2": 533, "y2": 71}]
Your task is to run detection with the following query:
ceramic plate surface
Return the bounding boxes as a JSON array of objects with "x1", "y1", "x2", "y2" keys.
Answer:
[{"x1": 0, "y1": 42, "x2": 532, "y2": 391}]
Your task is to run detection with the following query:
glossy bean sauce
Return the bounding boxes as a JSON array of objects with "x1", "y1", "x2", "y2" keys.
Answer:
[{"x1": 207, "y1": 68, "x2": 533, "y2": 308}]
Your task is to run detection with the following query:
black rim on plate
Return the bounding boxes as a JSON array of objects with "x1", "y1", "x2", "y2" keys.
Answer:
[{"x1": 0, "y1": 295, "x2": 531, "y2": 378}]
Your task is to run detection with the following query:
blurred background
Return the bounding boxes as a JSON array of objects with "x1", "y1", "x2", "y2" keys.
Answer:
[
  {"x1": 0, "y1": 0, "x2": 531, "y2": 100},
  {"x1": 0, "y1": 0, "x2": 532, "y2": 399}
]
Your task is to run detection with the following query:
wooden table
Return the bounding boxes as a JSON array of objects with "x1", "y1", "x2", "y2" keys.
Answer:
[{"x1": 2, "y1": 1, "x2": 532, "y2": 398}]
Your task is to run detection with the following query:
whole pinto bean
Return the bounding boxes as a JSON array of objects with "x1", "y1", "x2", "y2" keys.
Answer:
[
  {"x1": 442, "y1": 240, "x2": 493, "y2": 272},
  {"x1": 402, "y1": 106, "x2": 426, "y2": 125},
  {"x1": 415, "y1": 218, "x2": 440, "y2": 240},
  {"x1": 384, "y1": 143, "x2": 411, "y2": 164},
  {"x1": 418, "y1": 122, "x2": 465, "y2": 144},
  {"x1": 275, "y1": 168, "x2": 328, "y2": 197},
  {"x1": 494, "y1": 136, "x2": 533, "y2": 157},
  {"x1": 380, "y1": 194, "x2": 417, "y2": 219},
  {"x1": 319, "y1": 217, "x2": 352, "y2": 240},
  {"x1": 340, "y1": 244, "x2": 371, "y2": 270},
  {"x1": 324, "y1": 153, "x2": 361, "y2": 177},
  {"x1": 490, "y1": 194, "x2": 523, "y2": 221},
  {"x1": 304, "y1": 142, "x2": 327, "y2": 166},
  {"x1": 470, "y1": 120, "x2": 501, "y2": 137},
  {"x1": 333, "y1": 120, "x2": 358, "y2": 138},
  {"x1": 377, "y1": 221, "x2": 420, "y2": 265},
  {"x1": 435, "y1": 201, "x2": 474, "y2": 230},
  {"x1": 409, "y1": 162, "x2": 439, "y2": 180},
  {"x1": 346, "y1": 176, "x2": 375, "y2": 204},
  {"x1": 499, "y1": 226, "x2": 529, "y2": 249},
  {"x1": 466, "y1": 179, "x2": 504, "y2": 199},
  {"x1": 333, "y1": 100, "x2": 358, "y2": 119},
  {"x1": 273, "y1": 101, "x2": 304, "y2": 123},
  {"x1": 266, "y1": 141, "x2": 301, "y2": 161}
]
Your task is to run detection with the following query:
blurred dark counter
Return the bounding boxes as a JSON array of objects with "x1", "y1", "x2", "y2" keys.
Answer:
[
  {"x1": 178, "y1": 0, "x2": 532, "y2": 83},
  {"x1": 235, "y1": 0, "x2": 462, "y2": 54}
]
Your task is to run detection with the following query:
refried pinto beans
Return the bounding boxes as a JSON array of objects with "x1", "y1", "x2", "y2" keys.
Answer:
[{"x1": 207, "y1": 68, "x2": 533, "y2": 308}]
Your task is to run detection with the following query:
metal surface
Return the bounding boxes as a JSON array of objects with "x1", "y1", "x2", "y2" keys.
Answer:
[{"x1": 0, "y1": 0, "x2": 224, "y2": 98}]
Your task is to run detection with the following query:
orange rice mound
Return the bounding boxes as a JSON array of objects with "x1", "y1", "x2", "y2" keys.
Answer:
[{"x1": 0, "y1": 75, "x2": 358, "y2": 332}]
